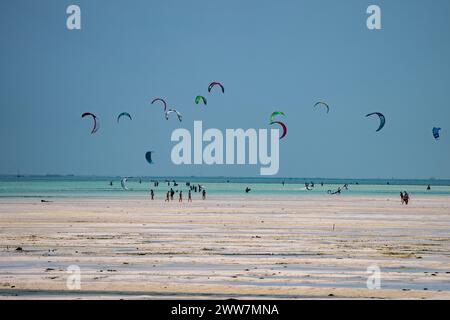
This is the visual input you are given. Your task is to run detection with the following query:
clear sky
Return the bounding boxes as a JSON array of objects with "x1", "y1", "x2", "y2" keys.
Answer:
[{"x1": 1, "y1": 0, "x2": 450, "y2": 179}]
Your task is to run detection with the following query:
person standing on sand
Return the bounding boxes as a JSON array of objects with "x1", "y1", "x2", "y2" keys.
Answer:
[
  {"x1": 188, "y1": 190, "x2": 192, "y2": 202},
  {"x1": 179, "y1": 191, "x2": 183, "y2": 202},
  {"x1": 165, "y1": 191, "x2": 170, "y2": 202},
  {"x1": 202, "y1": 189, "x2": 206, "y2": 200},
  {"x1": 403, "y1": 191, "x2": 410, "y2": 205},
  {"x1": 400, "y1": 192, "x2": 404, "y2": 204},
  {"x1": 170, "y1": 188, "x2": 174, "y2": 201},
  {"x1": 150, "y1": 189, "x2": 154, "y2": 200}
]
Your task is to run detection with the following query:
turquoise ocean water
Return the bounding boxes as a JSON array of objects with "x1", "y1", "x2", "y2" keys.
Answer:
[{"x1": 1, "y1": 176, "x2": 450, "y2": 198}]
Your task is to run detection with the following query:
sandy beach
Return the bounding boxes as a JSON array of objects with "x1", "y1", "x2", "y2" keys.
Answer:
[{"x1": 0, "y1": 195, "x2": 449, "y2": 299}]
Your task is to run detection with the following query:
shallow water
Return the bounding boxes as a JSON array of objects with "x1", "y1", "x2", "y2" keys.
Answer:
[{"x1": 1, "y1": 175, "x2": 450, "y2": 198}]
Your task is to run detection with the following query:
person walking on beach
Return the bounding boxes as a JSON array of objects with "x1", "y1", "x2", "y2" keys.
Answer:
[
  {"x1": 400, "y1": 192, "x2": 404, "y2": 204},
  {"x1": 202, "y1": 189, "x2": 206, "y2": 200},
  {"x1": 165, "y1": 191, "x2": 170, "y2": 202},
  {"x1": 179, "y1": 191, "x2": 183, "y2": 202},
  {"x1": 188, "y1": 190, "x2": 192, "y2": 202},
  {"x1": 170, "y1": 188, "x2": 174, "y2": 201},
  {"x1": 403, "y1": 191, "x2": 410, "y2": 205},
  {"x1": 150, "y1": 189, "x2": 154, "y2": 200}
]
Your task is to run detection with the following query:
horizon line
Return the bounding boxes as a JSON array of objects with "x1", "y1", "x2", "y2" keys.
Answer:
[{"x1": 1, "y1": 173, "x2": 449, "y2": 181}]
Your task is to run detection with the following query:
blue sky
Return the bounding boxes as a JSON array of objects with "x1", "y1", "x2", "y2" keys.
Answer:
[{"x1": 1, "y1": 0, "x2": 450, "y2": 178}]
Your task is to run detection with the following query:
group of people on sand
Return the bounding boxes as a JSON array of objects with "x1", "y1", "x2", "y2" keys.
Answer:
[
  {"x1": 400, "y1": 191, "x2": 410, "y2": 205},
  {"x1": 110, "y1": 179, "x2": 208, "y2": 203},
  {"x1": 164, "y1": 189, "x2": 188, "y2": 202},
  {"x1": 148, "y1": 187, "x2": 206, "y2": 203}
]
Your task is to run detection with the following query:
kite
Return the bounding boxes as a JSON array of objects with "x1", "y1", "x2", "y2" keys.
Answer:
[
  {"x1": 433, "y1": 127, "x2": 441, "y2": 140},
  {"x1": 208, "y1": 82, "x2": 225, "y2": 94},
  {"x1": 145, "y1": 151, "x2": 154, "y2": 164},
  {"x1": 195, "y1": 95, "x2": 207, "y2": 105},
  {"x1": 314, "y1": 101, "x2": 330, "y2": 113},
  {"x1": 270, "y1": 121, "x2": 287, "y2": 139},
  {"x1": 151, "y1": 98, "x2": 167, "y2": 111},
  {"x1": 165, "y1": 109, "x2": 182, "y2": 122},
  {"x1": 365, "y1": 112, "x2": 386, "y2": 132},
  {"x1": 117, "y1": 112, "x2": 132, "y2": 123},
  {"x1": 81, "y1": 112, "x2": 99, "y2": 134},
  {"x1": 269, "y1": 111, "x2": 285, "y2": 124},
  {"x1": 121, "y1": 177, "x2": 129, "y2": 191}
]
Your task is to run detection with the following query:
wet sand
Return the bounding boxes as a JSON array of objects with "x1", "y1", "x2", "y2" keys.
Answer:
[{"x1": 0, "y1": 195, "x2": 449, "y2": 299}]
